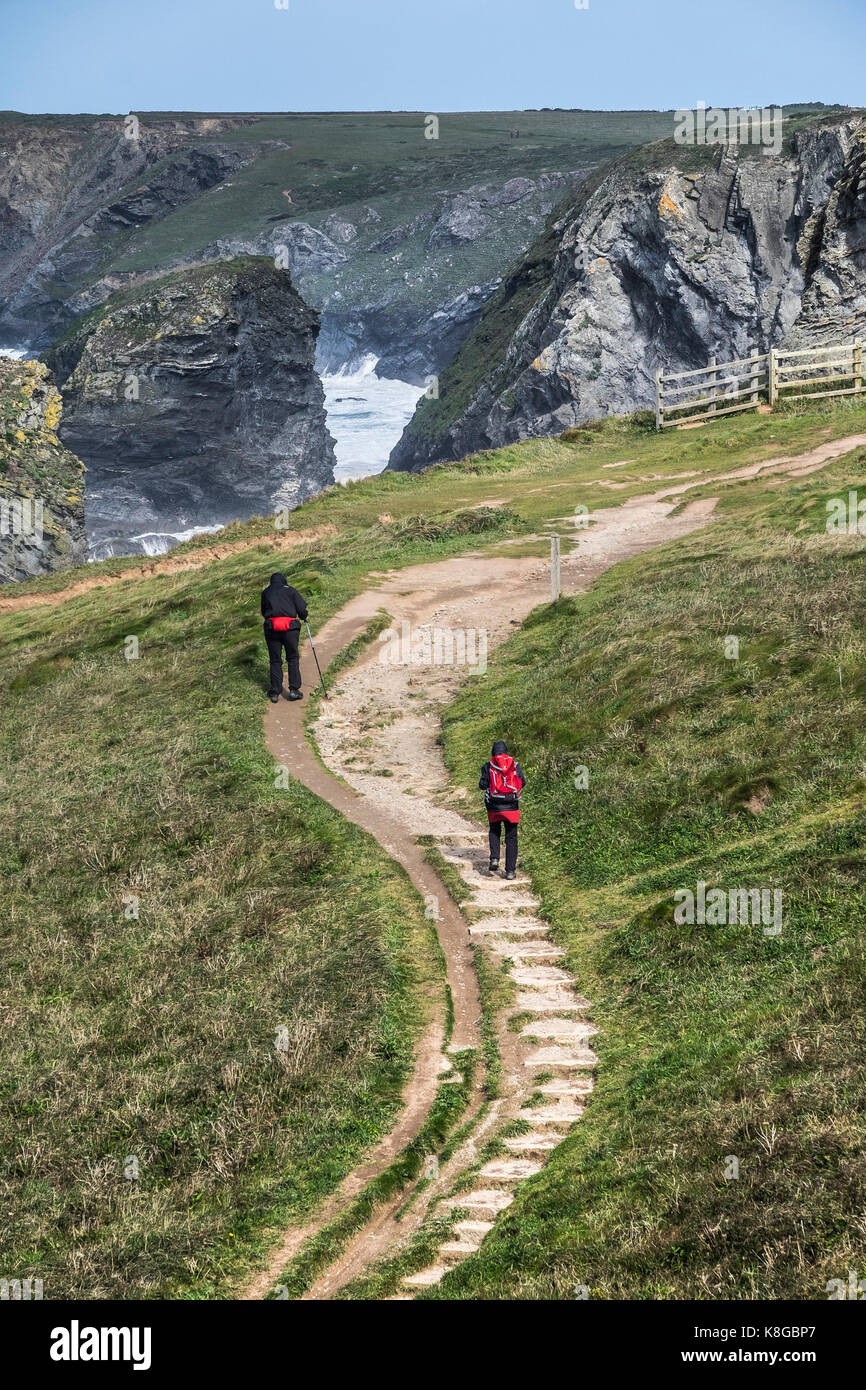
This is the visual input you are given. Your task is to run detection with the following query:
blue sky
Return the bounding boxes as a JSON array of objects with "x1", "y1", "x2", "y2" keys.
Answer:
[{"x1": 4, "y1": 0, "x2": 864, "y2": 114}]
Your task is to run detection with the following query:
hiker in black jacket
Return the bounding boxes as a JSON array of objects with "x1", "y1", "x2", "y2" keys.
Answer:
[
  {"x1": 261, "y1": 572, "x2": 308, "y2": 702},
  {"x1": 479, "y1": 740, "x2": 526, "y2": 879}
]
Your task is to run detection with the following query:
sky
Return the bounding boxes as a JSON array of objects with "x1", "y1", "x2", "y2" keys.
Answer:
[{"x1": 3, "y1": 0, "x2": 865, "y2": 115}]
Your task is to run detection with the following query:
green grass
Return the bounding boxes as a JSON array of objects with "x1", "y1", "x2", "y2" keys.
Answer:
[
  {"x1": 3, "y1": 397, "x2": 866, "y2": 1299},
  {"x1": 0, "y1": 543, "x2": 449, "y2": 1300},
  {"x1": 429, "y1": 451, "x2": 866, "y2": 1299}
]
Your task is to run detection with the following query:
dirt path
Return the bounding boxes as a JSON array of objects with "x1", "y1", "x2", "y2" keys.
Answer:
[
  {"x1": 238, "y1": 434, "x2": 865, "y2": 1299},
  {"x1": 241, "y1": 492, "x2": 719, "y2": 1300}
]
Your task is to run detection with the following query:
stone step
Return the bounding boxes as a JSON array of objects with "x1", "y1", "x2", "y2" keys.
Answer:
[
  {"x1": 510, "y1": 965, "x2": 572, "y2": 987},
  {"x1": 524, "y1": 1045, "x2": 599, "y2": 1070},
  {"x1": 521, "y1": 1103, "x2": 584, "y2": 1126},
  {"x1": 402, "y1": 1266, "x2": 449, "y2": 1289},
  {"x1": 479, "y1": 1158, "x2": 543, "y2": 1182},
  {"x1": 446, "y1": 1189, "x2": 514, "y2": 1216},
  {"x1": 516, "y1": 990, "x2": 591, "y2": 1012},
  {"x1": 469, "y1": 920, "x2": 549, "y2": 938},
  {"x1": 470, "y1": 889, "x2": 538, "y2": 909},
  {"x1": 520, "y1": 1018, "x2": 599, "y2": 1042},
  {"x1": 504, "y1": 1133, "x2": 560, "y2": 1155},
  {"x1": 439, "y1": 1241, "x2": 480, "y2": 1264},
  {"x1": 488, "y1": 939, "x2": 566, "y2": 960},
  {"x1": 538, "y1": 1077, "x2": 595, "y2": 1099},
  {"x1": 453, "y1": 1219, "x2": 494, "y2": 1244}
]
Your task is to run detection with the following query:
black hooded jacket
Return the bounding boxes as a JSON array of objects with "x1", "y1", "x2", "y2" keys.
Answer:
[{"x1": 261, "y1": 573, "x2": 308, "y2": 624}]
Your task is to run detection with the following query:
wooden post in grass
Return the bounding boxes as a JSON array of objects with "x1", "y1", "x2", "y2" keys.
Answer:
[
  {"x1": 750, "y1": 351, "x2": 759, "y2": 406},
  {"x1": 551, "y1": 534, "x2": 561, "y2": 603},
  {"x1": 769, "y1": 347, "x2": 778, "y2": 408},
  {"x1": 655, "y1": 368, "x2": 663, "y2": 430},
  {"x1": 854, "y1": 339, "x2": 863, "y2": 396},
  {"x1": 708, "y1": 356, "x2": 717, "y2": 415}
]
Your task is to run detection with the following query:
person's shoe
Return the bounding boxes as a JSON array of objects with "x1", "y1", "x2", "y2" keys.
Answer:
[
  {"x1": 488, "y1": 859, "x2": 500, "y2": 874},
  {"x1": 286, "y1": 689, "x2": 304, "y2": 701},
  {"x1": 505, "y1": 870, "x2": 517, "y2": 880},
  {"x1": 268, "y1": 693, "x2": 280, "y2": 704}
]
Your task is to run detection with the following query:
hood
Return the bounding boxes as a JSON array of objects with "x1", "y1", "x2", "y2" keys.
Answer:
[
  {"x1": 491, "y1": 740, "x2": 508, "y2": 756},
  {"x1": 269, "y1": 573, "x2": 288, "y2": 586}
]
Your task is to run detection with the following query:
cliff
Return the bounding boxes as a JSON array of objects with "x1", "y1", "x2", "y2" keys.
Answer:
[
  {"x1": 45, "y1": 258, "x2": 336, "y2": 557},
  {"x1": 0, "y1": 356, "x2": 86, "y2": 582},
  {"x1": 390, "y1": 113, "x2": 866, "y2": 471},
  {"x1": 0, "y1": 110, "x2": 678, "y2": 381}
]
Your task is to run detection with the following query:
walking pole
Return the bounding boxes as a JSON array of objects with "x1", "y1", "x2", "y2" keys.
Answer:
[{"x1": 304, "y1": 621, "x2": 329, "y2": 699}]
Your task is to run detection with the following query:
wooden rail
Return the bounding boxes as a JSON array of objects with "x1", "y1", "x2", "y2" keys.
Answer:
[{"x1": 656, "y1": 341, "x2": 864, "y2": 429}]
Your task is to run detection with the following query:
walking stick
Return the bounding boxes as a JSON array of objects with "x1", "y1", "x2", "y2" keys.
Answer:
[{"x1": 304, "y1": 621, "x2": 329, "y2": 699}]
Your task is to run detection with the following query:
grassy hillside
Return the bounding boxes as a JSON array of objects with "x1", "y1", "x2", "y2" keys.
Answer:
[
  {"x1": 3, "y1": 393, "x2": 866, "y2": 1299},
  {"x1": 109, "y1": 110, "x2": 679, "y2": 274},
  {"x1": 434, "y1": 449, "x2": 866, "y2": 1299},
  {"x1": 0, "y1": 541, "x2": 449, "y2": 1299}
]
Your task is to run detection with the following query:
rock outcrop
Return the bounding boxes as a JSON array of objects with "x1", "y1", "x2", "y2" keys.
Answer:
[
  {"x1": 0, "y1": 116, "x2": 264, "y2": 348},
  {"x1": 45, "y1": 258, "x2": 336, "y2": 557},
  {"x1": 0, "y1": 356, "x2": 86, "y2": 582},
  {"x1": 390, "y1": 116, "x2": 866, "y2": 471}
]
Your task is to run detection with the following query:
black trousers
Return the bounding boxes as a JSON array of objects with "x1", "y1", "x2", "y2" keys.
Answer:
[
  {"x1": 265, "y1": 622, "x2": 301, "y2": 694},
  {"x1": 489, "y1": 819, "x2": 519, "y2": 872}
]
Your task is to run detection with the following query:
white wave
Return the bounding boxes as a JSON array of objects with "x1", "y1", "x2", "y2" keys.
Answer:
[
  {"x1": 90, "y1": 524, "x2": 224, "y2": 561},
  {"x1": 0, "y1": 345, "x2": 29, "y2": 359},
  {"x1": 323, "y1": 356, "x2": 424, "y2": 484}
]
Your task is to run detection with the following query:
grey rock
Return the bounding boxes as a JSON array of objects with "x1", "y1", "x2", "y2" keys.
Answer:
[
  {"x1": 0, "y1": 357, "x2": 87, "y2": 583},
  {"x1": 322, "y1": 215, "x2": 358, "y2": 244},
  {"x1": 390, "y1": 119, "x2": 865, "y2": 471},
  {"x1": 45, "y1": 258, "x2": 335, "y2": 557}
]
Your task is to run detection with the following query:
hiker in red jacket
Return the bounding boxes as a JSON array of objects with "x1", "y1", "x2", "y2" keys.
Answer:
[{"x1": 479, "y1": 740, "x2": 526, "y2": 879}]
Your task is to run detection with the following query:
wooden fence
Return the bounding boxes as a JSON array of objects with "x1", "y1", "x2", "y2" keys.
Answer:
[{"x1": 655, "y1": 340, "x2": 864, "y2": 429}]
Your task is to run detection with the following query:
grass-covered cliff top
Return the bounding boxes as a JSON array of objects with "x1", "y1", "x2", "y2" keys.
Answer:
[{"x1": 45, "y1": 256, "x2": 285, "y2": 366}]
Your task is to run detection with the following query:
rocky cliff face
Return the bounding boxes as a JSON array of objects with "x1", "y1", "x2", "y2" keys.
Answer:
[
  {"x1": 390, "y1": 116, "x2": 866, "y2": 471},
  {"x1": 0, "y1": 356, "x2": 86, "y2": 583},
  {"x1": 45, "y1": 258, "x2": 335, "y2": 557},
  {"x1": 0, "y1": 116, "x2": 266, "y2": 349},
  {"x1": 0, "y1": 111, "x2": 648, "y2": 384}
]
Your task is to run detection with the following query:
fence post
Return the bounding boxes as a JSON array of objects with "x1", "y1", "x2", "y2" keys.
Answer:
[
  {"x1": 768, "y1": 348, "x2": 778, "y2": 408},
  {"x1": 655, "y1": 369, "x2": 663, "y2": 430},
  {"x1": 550, "y1": 534, "x2": 561, "y2": 603},
  {"x1": 751, "y1": 351, "x2": 759, "y2": 406},
  {"x1": 854, "y1": 339, "x2": 863, "y2": 396},
  {"x1": 708, "y1": 356, "x2": 716, "y2": 415}
]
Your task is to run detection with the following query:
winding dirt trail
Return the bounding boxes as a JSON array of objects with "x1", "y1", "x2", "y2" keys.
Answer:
[
  {"x1": 244, "y1": 491, "x2": 721, "y2": 1300},
  {"x1": 246, "y1": 431, "x2": 865, "y2": 1297}
]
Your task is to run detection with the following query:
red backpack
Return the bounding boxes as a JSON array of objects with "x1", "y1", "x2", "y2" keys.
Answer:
[
  {"x1": 270, "y1": 615, "x2": 297, "y2": 632},
  {"x1": 488, "y1": 756, "x2": 521, "y2": 802}
]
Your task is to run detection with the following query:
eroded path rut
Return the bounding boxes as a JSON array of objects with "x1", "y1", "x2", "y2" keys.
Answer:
[{"x1": 247, "y1": 491, "x2": 722, "y2": 1299}]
